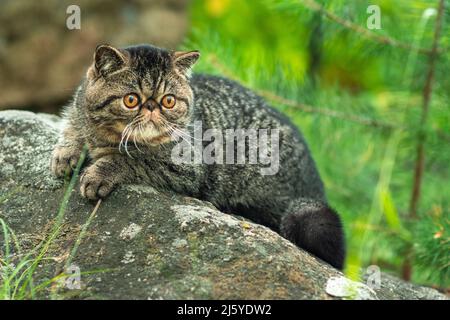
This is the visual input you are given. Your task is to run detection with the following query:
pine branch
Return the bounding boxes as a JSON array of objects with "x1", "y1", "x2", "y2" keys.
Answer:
[
  {"x1": 207, "y1": 54, "x2": 400, "y2": 130},
  {"x1": 255, "y1": 89, "x2": 398, "y2": 129},
  {"x1": 300, "y1": 0, "x2": 441, "y2": 55},
  {"x1": 206, "y1": 54, "x2": 450, "y2": 138}
]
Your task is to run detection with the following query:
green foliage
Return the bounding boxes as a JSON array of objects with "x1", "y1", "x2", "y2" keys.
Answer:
[{"x1": 186, "y1": 0, "x2": 449, "y2": 287}]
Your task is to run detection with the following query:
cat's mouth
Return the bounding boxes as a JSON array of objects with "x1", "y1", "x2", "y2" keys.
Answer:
[
  {"x1": 121, "y1": 121, "x2": 170, "y2": 147},
  {"x1": 116, "y1": 114, "x2": 176, "y2": 148},
  {"x1": 139, "y1": 123, "x2": 171, "y2": 144},
  {"x1": 111, "y1": 108, "x2": 185, "y2": 148}
]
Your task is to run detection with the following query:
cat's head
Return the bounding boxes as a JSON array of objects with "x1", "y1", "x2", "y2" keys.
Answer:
[{"x1": 82, "y1": 44, "x2": 199, "y2": 146}]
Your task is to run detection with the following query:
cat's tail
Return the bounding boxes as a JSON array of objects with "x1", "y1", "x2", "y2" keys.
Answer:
[{"x1": 280, "y1": 198, "x2": 345, "y2": 270}]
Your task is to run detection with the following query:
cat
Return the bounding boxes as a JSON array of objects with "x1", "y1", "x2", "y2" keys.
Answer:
[{"x1": 50, "y1": 44, "x2": 346, "y2": 269}]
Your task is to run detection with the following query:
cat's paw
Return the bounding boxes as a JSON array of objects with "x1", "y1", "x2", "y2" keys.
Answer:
[
  {"x1": 80, "y1": 165, "x2": 116, "y2": 200},
  {"x1": 51, "y1": 146, "x2": 81, "y2": 178}
]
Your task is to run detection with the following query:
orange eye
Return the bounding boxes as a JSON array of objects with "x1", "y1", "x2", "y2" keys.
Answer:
[
  {"x1": 123, "y1": 93, "x2": 140, "y2": 109},
  {"x1": 161, "y1": 94, "x2": 176, "y2": 109}
]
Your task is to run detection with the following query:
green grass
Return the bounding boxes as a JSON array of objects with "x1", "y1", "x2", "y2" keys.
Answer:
[{"x1": 0, "y1": 146, "x2": 106, "y2": 300}]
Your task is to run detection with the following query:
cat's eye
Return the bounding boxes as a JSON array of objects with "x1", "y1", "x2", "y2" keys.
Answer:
[
  {"x1": 123, "y1": 93, "x2": 140, "y2": 109},
  {"x1": 161, "y1": 94, "x2": 176, "y2": 109}
]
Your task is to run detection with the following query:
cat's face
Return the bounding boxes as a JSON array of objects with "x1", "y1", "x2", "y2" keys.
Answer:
[{"x1": 83, "y1": 44, "x2": 199, "y2": 146}]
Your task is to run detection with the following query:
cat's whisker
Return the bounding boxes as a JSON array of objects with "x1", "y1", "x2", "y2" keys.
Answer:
[
  {"x1": 170, "y1": 127, "x2": 196, "y2": 144},
  {"x1": 128, "y1": 119, "x2": 144, "y2": 154},
  {"x1": 138, "y1": 123, "x2": 147, "y2": 145},
  {"x1": 132, "y1": 128, "x2": 143, "y2": 153},
  {"x1": 119, "y1": 124, "x2": 131, "y2": 154},
  {"x1": 151, "y1": 117, "x2": 181, "y2": 136},
  {"x1": 119, "y1": 115, "x2": 144, "y2": 155},
  {"x1": 168, "y1": 127, "x2": 193, "y2": 147},
  {"x1": 119, "y1": 124, "x2": 133, "y2": 152},
  {"x1": 160, "y1": 121, "x2": 191, "y2": 146},
  {"x1": 139, "y1": 121, "x2": 160, "y2": 148},
  {"x1": 161, "y1": 119, "x2": 201, "y2": 142},
  {"x1": 124, "y1": 128, "x2": 134, "y2": 159}
]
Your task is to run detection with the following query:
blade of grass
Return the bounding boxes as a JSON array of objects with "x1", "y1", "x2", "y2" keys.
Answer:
[
  {"x1": 16, "y1": 145, "x2": 87, "y2": 299},
  {"x1": 65, "y1": 199, "x2": 102, "y2": 270}
]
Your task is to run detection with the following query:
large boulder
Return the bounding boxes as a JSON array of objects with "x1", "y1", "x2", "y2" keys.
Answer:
[{"x1": 0, "y1": 110, "x2": 447, "y2": 300}]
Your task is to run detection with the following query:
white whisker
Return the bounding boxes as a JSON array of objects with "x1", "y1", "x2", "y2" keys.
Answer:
[
  {"x1": 132, "y1": 126, "x2": 144, "y2": 153},
  {"x1": 119, "y1": 124, "x2": 132, "y2": 154},
  {"x1": 159, "y1": 118, "x2": 200, "y2": 145},
  {"x1": 119, "y1": 116, "x2": 144, "y2": 157},
  {"x1": 124, "y1": 128, "x2": 134, "y2": 159}
]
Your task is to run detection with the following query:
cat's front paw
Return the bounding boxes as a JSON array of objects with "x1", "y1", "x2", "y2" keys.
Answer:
[
  {"x1": 80, "y1": 165, "x2": 116, "y2": 200},
  {"x1": 51, "y1": 146, "x2": 81, "y2": 178}
]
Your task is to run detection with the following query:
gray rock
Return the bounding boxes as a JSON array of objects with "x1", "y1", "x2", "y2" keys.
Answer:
[{"x1": 0, "y1": 110, "x2": 447, "y2": 300}]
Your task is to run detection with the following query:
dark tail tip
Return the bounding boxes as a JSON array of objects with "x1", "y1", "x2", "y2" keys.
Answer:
[{"x1": 280, "y1": 202, "x2": 346, "y2": 269}]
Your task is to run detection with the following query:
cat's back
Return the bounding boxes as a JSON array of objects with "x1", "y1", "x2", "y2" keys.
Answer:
[
  {"x1": 190, "y1": 73, "x2": 326, "y2": 203},
  {"x1": 190, "y1": 73, "x2": 249, "y2": 104},
  {"x1": 190, "y1": 74, "x2": 295, "y2": 131}
]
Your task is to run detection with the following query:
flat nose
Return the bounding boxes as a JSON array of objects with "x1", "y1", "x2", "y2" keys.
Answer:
[{"x1": 143, "y1": 99, "x2": 159, "y2": 111}]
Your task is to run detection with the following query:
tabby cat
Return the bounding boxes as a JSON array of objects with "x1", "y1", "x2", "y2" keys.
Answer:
[{"x1": 50, "y1": 44, "x2": 345, "y2": 269}]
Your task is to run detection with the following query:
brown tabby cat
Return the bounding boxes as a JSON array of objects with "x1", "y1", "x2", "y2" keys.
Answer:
[{"x1": 50, "y1": 44, "x2": 345, "y2": 269}]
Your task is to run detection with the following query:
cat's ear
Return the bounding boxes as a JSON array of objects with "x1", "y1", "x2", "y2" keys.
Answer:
[
  {"x1": 94, "y1": 44, "x2": 127, "y2": 76},
  {"x1": 172, "y1": 50, "x2": 200, "y2": 75}
]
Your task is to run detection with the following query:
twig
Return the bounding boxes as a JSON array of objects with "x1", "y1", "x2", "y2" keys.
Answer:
[
  {"x1": 409, "y1": 0, "x2": 445, "y2": 219},
  {"x1": 208, "y1": 54, "x2": 399, "y2": 130},
  {"x1": 207, "y1": 54, "x2": 450, "y2": 136},
  {"x1": 300, "y1": 0, "x2": 440, "y2": 55},
  {"x1": 256, "y1": 88, "x2": 398, "y2": 129}
]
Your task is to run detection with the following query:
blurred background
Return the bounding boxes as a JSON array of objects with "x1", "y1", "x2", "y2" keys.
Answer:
[{"x1": 0, "y1": 0, "x2": 448, "y2": 290}]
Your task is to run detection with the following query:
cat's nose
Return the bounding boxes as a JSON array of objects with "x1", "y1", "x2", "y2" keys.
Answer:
[{"x1": 143, "y1": 99, "x2": 159, "y2": 111}]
